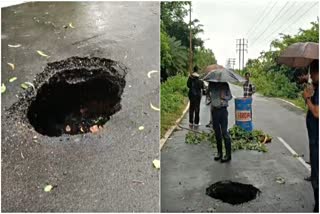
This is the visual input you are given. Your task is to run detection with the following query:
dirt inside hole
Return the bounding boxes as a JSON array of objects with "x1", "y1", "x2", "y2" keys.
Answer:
[
  {"x1": 206, "y1": 180, "x2": 261, "y2": 205},
  {"x1": 25, "y1": 57, "x2": 127, "y2": 137}
]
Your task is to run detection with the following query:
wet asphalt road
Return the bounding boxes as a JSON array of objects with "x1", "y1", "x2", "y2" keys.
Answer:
[
  {"x1": 1, "y1": 2, "x2": 159, "y2": 212},
  {"x1": 161, "y1": 84, "x2": 314, "y2": 212}
]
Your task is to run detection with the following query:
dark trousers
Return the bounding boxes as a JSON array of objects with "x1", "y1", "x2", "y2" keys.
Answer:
[
  {"x1": 309, "y1": 138, "x2": 319, "y2": 211},
  {"x1": 211, "y1": 107, "x2": 232, "y2": 157},
  {"x1": 189, "y1": 96, "x2": 201, "y2": 124}
]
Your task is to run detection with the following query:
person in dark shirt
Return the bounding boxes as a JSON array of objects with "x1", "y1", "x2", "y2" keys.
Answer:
[
  {"x1": 303, "y1": 59, "x2": 319, "y2": 212},
  {"x1": 187, "y1": 66, "x2": 204, "y2": 128}
]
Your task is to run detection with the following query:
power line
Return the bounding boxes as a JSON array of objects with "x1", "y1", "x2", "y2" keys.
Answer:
[
  {"x1": 245, "y1": 2, "x2": 275, "y2": 37},
  {"x1": 253, "y1": 2, "x2": 317, "y2": 49},
  {"x1": 250, "y1": 1, "x2": 290, "y2": 46},
  {"x1": 246, "y1": 1, "x2": 278, "y2": 39},
  {"x1": 250, "y1": 1, "x2": 305, "y2": 47}
]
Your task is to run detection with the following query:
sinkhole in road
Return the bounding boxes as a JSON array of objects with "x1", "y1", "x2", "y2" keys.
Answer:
[
  {"x1": 27, "y1": 57, "x2": 127, "y2": 137},
  {"x1": 206, "y1": 180, "x2": 261, "y2": 205}
]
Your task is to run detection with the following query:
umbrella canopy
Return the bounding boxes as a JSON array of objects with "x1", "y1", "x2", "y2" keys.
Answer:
[
  {"x1": 204, "y1": 64, "x2": 224, "y2": 73},
  {"x1": 277, "y1": 42, "x2": 319, "y2": 68},
  {"x1": 203, "y1": 68, "x2": 246, "y2": 83}
]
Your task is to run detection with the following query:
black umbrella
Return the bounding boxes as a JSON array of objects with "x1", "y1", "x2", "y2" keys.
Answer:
[{"x1": 203, "y1": 68, "x2": 246, "y2": 83}]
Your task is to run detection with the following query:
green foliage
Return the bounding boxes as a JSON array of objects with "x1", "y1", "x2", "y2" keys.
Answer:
[
  {"x1": 185, "y1": 125, "x2": 270, "y2": 153},
  {"x1": 161, "y1": 2, "x2": 215, "y2": 79},
  {"x1": 245, "y1": 21, "x2": 319, "y2": 99},
  {"x1": 194, "y1": 48, "x2": 217, "y2": 72},
  {"x1": 161, "y1": 75, "x2": 188, "y2": 137}
]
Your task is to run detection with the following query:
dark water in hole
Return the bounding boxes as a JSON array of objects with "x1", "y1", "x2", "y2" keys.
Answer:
[
  {"x1": 206, "y1": 180, "x2": 261, "y2": 205},
  {"x1": 25, "y1": 57, "x2": 127, "y2": 137}
]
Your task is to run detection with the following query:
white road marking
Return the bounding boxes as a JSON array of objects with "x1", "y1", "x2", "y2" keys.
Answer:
[
  {"x1": 276, "y1": 98, "x2": 303, "y2": 110},
  {"x1": 277, "y1": 137, "x2": 311, "y2": 171}
]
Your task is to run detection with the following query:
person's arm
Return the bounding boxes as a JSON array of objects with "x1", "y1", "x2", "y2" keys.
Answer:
[
  {"x1": 221, "y1": 84, "x2": 232, "y2": 101},
  {"x1": 303, "y1": 87, "x2": 319, "y2": 118},
  {"x1": 306, "y1": 98, "x2": 319, "y2": 118},
  {"x1": 187, "y1": 77, "x2": 192, "y2": 88}
]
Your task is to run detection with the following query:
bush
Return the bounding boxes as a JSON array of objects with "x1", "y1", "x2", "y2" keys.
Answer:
[{"x1": 161, "y1": 75, "x2": 188, "y2": 137}]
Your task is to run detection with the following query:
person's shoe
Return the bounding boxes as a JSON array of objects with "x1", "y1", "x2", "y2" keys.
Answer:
[
  {"x1": 304, "y1": 176, "x2": 312, "y2": 182},
  {"x1": 189, "y1": 123, "x2": 193, "y2": 128},
  {"x1": 221, "y1": 156, "x2": 231, "y2": 163},
  {"x1": 206, "y1": 123, "x2": 212, "y2": 128},
  {"x1": 214, "y1": 154, "x2": 222, "y2": 161}
]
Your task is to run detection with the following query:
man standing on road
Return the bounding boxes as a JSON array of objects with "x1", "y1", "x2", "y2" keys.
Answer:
[
  {"x1": 187, "y1": 66, "x2": 204, "y2": 128},
  {"x1": 209, "y1": 82, "x2": 233, "y2": 162},
  {"x1": 243, "y1": 72, "x2": 256, "y2": 98},
  {"x1": 303, "y1": 59, "x2": 319, "y2": 212}
]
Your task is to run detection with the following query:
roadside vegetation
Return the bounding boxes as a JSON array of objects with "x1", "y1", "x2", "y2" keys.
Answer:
[
  {"x1": 240, "y1": 21, "x2": 319, "y2": 110},
  {"x1": 160, "y1": 2, "x2": 216, "y2": 137}
]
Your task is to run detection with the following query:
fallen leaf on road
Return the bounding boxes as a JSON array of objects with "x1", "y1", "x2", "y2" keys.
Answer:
[
  {"x1": 37, "y1": 50, "x2": 50, "y2": 58},
  {"x1": 8, "y1": 44, "x2": 21, "y2": 48},
  {"x1": 65, "y1": 125, "x2": 71, "y2": 132},
  {"x1": 152, "y1": 159, "x2": 160, "y2": 169},
  {"x1": 293, "y1": 154, "x2": 304, "y2": 158},
  {"x1": 275, "y1": 176, "x2": 285, "y2": 184},
  {"x1": 150, "y1": 102, "x2": 160, "y2": 111},
  {"x1": 20, "y1": 152, "x2": 24, "y2": 159},
  {"x1": 7, "y1": 63, "x2": 15, "y2": 70},
  {"x1": 20, "y1": 83, "x2": 29, "y2": 89},
  {"x1": 69, "y1": 22, "x2": 75, "y2": 28},
  {"x1": 132, "y1": 180, "x2": 144, "y2": 184},
  {"x1": 90, "y1": 125, "x2": 100, "y2": 133},
  {"x1": 80, "y1": 127, "x2": 85, "y2": 133},
  {"x1": 147, "y1": 70, "x2": 159, "y2": 78},
  {"x1": 1, "y1": 84, "x2": 6, "y2": 93},
  {"x1": 9, "y1": 77, "x2": 17, "y2": 82},
  {"x1": 44, "y1": 185, "x2": 53, "y2": 192},
  {"x1": 139, "y1": 126, "x2": 144, "y2": 131}
]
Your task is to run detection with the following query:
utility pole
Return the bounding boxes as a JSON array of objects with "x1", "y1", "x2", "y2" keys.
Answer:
[
  {"x1": 242, "y1": 38, "x2": 248, "y2": 70},
  {"x1": 189, "y1": 2, "x2": 193, "y2": 75},
  {"x1": 236, "y1": 38, "x2": 248, "y2": 70},
  {"x1": 236, "y1": 39, "x2": 242, "y2": 70},
  {"x1": 229, "y1": 58, "x2": 236, "y2": 70}
]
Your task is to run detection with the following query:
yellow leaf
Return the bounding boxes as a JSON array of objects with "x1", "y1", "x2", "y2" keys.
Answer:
[
  {"x1": 1, "y1": 83, "x2": 6, "y2": 93},
  {"x1": 65, "y1": 125, "x2": 71, "y2": 132},
  {"x1": 147, "y1": 70, "x2": 159, "y2": 78},
  {"x1": 69, "y1": 22, "x2": 75, "y2": 28},
  {"x1": 152, "y1": 159, "x2": 160, "y2": 169},
  {"x1": 44, "y1": 185, "x2": 53, "y2": 192},
  {"x1": 150, "y1": 102, "x2": 160, "y2": 111},
  {"x1": 8, "y1": 44, "x2": 21, "y2": 48},
  {"x1": 9, "y1": 77, "x2": 17, "y2": 82},
  {"x1": 139, "y1": 126, "x2": 144, "y2": 131},
  {"x1": 7, "y1": 63, "x2": 15, "y2": 70},
  {"x1": 37, "y1": 50, "x2": 50, "y2": 58}
]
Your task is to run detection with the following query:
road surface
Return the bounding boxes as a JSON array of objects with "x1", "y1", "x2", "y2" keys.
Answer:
[
  {"x1": 161, "y1": 84, "x2": 313, "y2": 212},
  {"x1": 1, "y1": 2, "x2": 160, "y2": 212}
]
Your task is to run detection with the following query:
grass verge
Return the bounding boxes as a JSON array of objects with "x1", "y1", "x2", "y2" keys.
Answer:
[{"x1": 161, "y1": 75, "x2": 188, "y2": 138}]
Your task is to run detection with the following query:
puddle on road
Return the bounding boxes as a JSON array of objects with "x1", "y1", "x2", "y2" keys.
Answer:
[
  {"x1": 9, "y1": 57, "x2": 128, "y2": 137},
  {"x1": 206, "y1": 180, "x2": 261, "y2": 205}
]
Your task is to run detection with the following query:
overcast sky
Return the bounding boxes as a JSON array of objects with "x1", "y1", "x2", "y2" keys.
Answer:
[{"x1": 192, "y1": 0, "x2": 319, "y2": 68}]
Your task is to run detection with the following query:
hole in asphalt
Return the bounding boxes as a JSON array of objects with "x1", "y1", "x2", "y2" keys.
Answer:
[
  {"x1": 27, "y1": 57, "x2": 127, "y2": 137},
  {"x1": 206, "y1": 180, "x2": 261, "y2": 205}
]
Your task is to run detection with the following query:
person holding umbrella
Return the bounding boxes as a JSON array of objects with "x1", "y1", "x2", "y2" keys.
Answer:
[
  {"x1": 209, "y1": 82, "x2": 233, "y2": 162},
  {"x1": 303, "y1": 60, "x2": 319, "y2": 212},
  {"x1": 187, "y1": 66, "x2": 204, "y2": 128},
  {"x1": 203, "y1": 68, "x2": 245, "y2": 162},
  {"x1": 278, "y1": 42, "x2": 319, "y2": 212}
]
